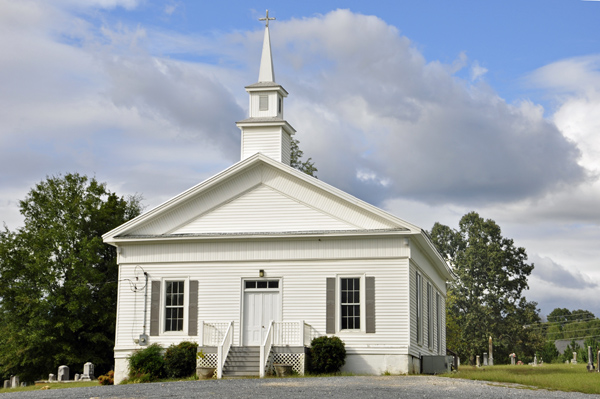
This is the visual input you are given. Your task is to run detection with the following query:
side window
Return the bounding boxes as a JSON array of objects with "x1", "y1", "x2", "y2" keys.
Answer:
[
  {"x1": 341, "y1": 277, "x2": 360, "y2": 330},
  {"x1": 436, "y1": 292, "x2": 442, "y2": 354},
  {"x1": 165, "y1": 280, "x2": 185, "y2": 332},
  {"x1": 427, "y1": 283, "x2": 433, "y2": 349},
  {"x1": 416, "y1": 271, "x2": 422, "y2": 344}
]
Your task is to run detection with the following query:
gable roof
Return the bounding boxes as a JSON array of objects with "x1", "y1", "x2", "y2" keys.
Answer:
[{"x1": 103, "y1": 153, "x2": 453, "y2": 279}]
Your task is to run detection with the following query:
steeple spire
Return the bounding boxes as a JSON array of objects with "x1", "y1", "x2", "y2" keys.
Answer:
[
  {"x1": 236, "y1": 10, "x2": 295, "y2": 165},
  {"x1": 258, "y1": 10, "x2": 275, "y2": 83}
]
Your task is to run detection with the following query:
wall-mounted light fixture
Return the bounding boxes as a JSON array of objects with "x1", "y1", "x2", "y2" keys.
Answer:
[{"x1": 259, "y1": 269, "x2": 265, "y2": 278}]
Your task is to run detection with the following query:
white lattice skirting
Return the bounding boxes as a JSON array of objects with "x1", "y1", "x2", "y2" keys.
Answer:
[
  {"x1": 268, "y1": 353, "x2": 305, "y2": 375},
  {"x1": 198, "y1": 353, "x2": 218, "y2": 378}
]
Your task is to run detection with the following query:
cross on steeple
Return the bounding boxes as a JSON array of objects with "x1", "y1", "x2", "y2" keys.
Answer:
[{"x1": 259, "y1": 10, "x2": 275, "y2": 27}]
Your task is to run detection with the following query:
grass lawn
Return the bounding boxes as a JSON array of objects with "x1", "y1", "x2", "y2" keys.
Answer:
[
  {"x1": 443, "y1": 363, "x2": 600, "y2": 394},
  {"x1": 0, "y1": 381, "x2": 100, "y2": 394}
]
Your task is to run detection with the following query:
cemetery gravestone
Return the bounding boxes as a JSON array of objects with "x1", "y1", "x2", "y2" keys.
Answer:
[
  {"x1": 49, "y1": 374, "x2": 55, "y2": 382},
  {"x1": 587, "y1": 346, "x2": 595, "y2": 371},
  {"x1": 476, "y1": 355, "x2": 480, "y2": 367},
  {"x1": 572, "y1": 352, "x2": 577, "y2": 364},
  {"x1": 81, "y1": 362, "x2": 95, "y2": 381},
  {"x1": 58, "y1": 365, "x2": 69, "y2": 381},
  {"x1": 3, "y1": 380, "x2": 10, "y2": 389},
  {"x1": 10, "y1": 376, "x2": 19, "y2": 388},
  {"x1": 74, "y1": 374, "x2": 80, "y2": 381},
  {"x1": 483, "y1": 352, "x2": 488, "y2": 366}
]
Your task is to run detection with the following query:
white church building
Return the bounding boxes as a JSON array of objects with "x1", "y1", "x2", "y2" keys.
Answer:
[{"x1": 103, "y1": 13, "x2": 453, "y2": 383}]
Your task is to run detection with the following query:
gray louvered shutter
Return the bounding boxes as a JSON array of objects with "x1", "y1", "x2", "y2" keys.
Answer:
[
  {"x1": 326, "y1": 278, "x2": 336, "y2": 334},
  {"x1": 365, "y1": 276, "x2": 375, "y2": 333},
  {"x1": 188, "y1": 280, "x2": 198, "y2": 336},
  {"x1": 150, "y1": 280, "x2": 161, "y2": 336}
]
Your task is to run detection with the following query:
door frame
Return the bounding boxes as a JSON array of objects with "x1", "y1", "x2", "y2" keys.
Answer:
[{"x1": 240, "y1": 277, "x2": 283, "y2": 346}]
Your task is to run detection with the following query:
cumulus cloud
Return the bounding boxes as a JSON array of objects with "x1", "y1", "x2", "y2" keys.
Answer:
[
  {"x1": 266, "y1": 10, "x2": 588, "y2": 206},
  {"x1": 530, "y1": 254, "x2": 597, "y2": 289}
]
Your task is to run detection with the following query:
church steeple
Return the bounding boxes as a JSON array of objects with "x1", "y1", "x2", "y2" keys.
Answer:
[
  {"x1": 236, "y1": 10, "x2": 295, "y2": 165},
  {"x1": 258, "y1": 11, "x2": 275, "y2": 83}
]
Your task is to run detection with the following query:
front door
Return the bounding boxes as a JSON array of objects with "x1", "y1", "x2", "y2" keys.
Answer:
[{"x1": 243, "y1": 280, "x2": 281, "y2": 346}]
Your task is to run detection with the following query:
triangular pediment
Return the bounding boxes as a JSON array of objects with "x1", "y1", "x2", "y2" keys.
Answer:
[
  {"x1": 172, "y1": 184, "x2": 360, "y2": 234},
  {"x1": 104, "y1": 154, "x2": 419, "y2": 239}
]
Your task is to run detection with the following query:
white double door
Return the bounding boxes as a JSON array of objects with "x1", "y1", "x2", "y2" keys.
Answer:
[{"x1": 243, "y1": 289, "x2": 281, "y2": 346}]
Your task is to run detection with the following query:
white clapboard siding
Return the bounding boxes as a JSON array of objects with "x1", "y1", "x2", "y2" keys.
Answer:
[
  {"x1": 173, "y1": 184, "x2": 359, "y2": 234},
  {"x1": 408, "y1": 262, "x2": 440, "y2": 358},
  {"x1": 262, "y1": 168, "x2": 397, "y2": 230},
  {"x1": 126, "y1": 163, "x2": 398, "y2": 237},
  {"x1": 119, "y1": 236, "x2": 409, "y2": 264},
  {"x1": 281, "y1": 130, "x2": 291, "y2": 165},
  {"x1": 115, "y1": 258, "x2": 412, "y2": 354},
  {"x1": 250, "y1": 92, "x2": 278, "y2": 118},
  {"x1": 242, "y1": 127, "x2": 282, "y2": 161},
  {"x1": 410, "y1": 243, "x2": 447, "y2": 295},
  {"x1": 130, "y1": 165, "x2": 263, "y2": 236}
]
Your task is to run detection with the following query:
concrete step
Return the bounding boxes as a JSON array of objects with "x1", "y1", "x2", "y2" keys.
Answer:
[{"x1": 223, "y1": 346, "x2": 262, "y2": 377}]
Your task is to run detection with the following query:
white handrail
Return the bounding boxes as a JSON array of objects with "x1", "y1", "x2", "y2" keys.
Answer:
[
  {"x1": 259, "y1": 320, "x2": 274, "y2": 378},
  {"x1": 217, "y1": 321, "x2": 233, "y2": 379}
]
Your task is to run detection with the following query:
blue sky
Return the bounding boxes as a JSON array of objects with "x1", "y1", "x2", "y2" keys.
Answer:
[{"x1": 1, "y1": 0, "x2": 600, "y2": 318}]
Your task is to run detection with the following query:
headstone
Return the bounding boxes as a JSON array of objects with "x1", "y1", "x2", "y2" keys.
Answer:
[
  {"x1": 20, "y1": 382, "x2": 26, "y2": 387},
  {"x1": 10, "y1": 376, "x2": 19, "y2": 389},
  {"x1": 572, "y1": 352, "x2": 577, "y2": 364},
  {"x1": 597, "y1": 350, "x2": 600, "y2": 372},
  {"x1": 3, "y1": 380, "x2": 10, "y2": 389},
  {"x1": 74, "y1": 373, "x2": 80, "y2": 381},
  {"x1": 489, "y1": 336, "x2": 494, "y2": 366},
  {"x1": 587, "y1": 346, "x2": 595, "y2": 371},
  {"x1": 510, "y1": 353, "x2": 516, "y2": 365},
  {"x1": 81, "y1": 362, "x2": 95, "y2": 381},
  {"x1": 49, "y1": 373, "x2": 55, "y2": 382},
  {"x1": 533, "y1": 354, "x2": 537, "y2": 366},
  {"x1": 476, "y1": 355, "x2": 480, "y2": 367},
  {"x1": 58, "y1": 365, "x2": 70, "y2": 381},
  {"x1": 483, "y1": 352, "x2": 488, "y2": 366}
]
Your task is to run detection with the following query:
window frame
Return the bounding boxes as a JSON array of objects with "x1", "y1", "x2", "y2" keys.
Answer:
[
  {"x1": 336, "y1": 274, "x2": 366, "y2": 333},
  {"x1": 161, "y1": 278, "x2": 189, "y2": 335},
  {"x1": 427, "y1": 282, "x2": 433, "y2": 349},
  {"x1": 436, "y1": 292, "x2": 442, "y2": 354},
  {"x1": 416, "y1": 271, "x2": 422, "y2": 345}
]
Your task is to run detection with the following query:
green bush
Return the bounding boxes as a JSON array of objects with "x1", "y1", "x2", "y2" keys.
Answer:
[
  {"x1": 98, "y1": 370, "x2": 114, "y2": 385},
  {"x1": 164, "y1": 341, "x2": 199, "y2": 378},
  {"x1": 310, "y1": 336, "x2": 346, "y2": 374},
  {"x1": 128, "y1": 343, "x2": 165, "y2": 380}
]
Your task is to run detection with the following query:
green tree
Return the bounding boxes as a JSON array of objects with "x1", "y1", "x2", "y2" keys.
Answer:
[
  {"x1": 0, "y1": 173, "x2": 142, "y2": 382},
  {"x1": 290, "y1": 138, "x2": 318, "y2": 177},
  {"x1": 430, "y1": 212, "x2": 543, "y2": 364},
  {"x1": 547, "y1": 308, "x2": 572, "y2": 323}
]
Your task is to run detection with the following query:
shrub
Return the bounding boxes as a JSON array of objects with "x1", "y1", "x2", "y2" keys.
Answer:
[
  {"x1": 164, "y1": 341, "x2": 199, "y2": 378},
  {"x1": 310, "y1": 336, "x2": 346, "y2": 374},
  {"x1": 128, "y1": 343, "x2": 165, "y2": 380},
  {"x1": 98, "y1": 370, "x2": 114, "y2": 385}
]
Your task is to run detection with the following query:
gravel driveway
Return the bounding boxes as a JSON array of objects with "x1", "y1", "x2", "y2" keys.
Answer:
[{"x1": 1, "y1": 376, "x2": 599, "y2": 399}]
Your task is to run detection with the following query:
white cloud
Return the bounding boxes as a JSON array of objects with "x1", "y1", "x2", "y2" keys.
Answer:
[{"x1": 470, "y1": 60, "x2": 488, "y2": 82}]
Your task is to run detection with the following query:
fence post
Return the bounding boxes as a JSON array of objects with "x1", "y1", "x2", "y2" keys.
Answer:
[
  {"x1": 299, "y1": 320, "x2": 304, "y2": 346},
  {"x1": 199, "y1": 321, "x2": 204, "y2": 346}
]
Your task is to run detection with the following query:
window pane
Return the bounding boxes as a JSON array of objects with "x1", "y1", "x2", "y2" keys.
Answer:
[
  {"x1": 245, "y1": 281, "x2": 256, "y2": 289},
  {"x1": 165, "y1": 280, "x2": 185, "y2": 332},
  {"x1": 268, "y1": 281, "x2": 279, "y2": 288},
  {"x1": 257, "y1": 281, "x2": 267, "y2": 289},
  {"x1": 341, "y1": 278, "x2": 361, "y2": 330}
]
